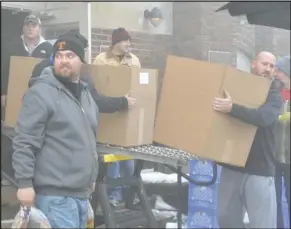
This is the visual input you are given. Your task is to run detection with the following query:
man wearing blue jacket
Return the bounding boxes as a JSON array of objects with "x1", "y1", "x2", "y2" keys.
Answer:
[{"x1": 215, "y1": 51, "x2": 283, "y2": 228}]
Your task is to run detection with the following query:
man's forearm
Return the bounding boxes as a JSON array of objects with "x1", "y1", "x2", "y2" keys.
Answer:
[
  {"x1": 230, "y1": 102, "x2": 281, "y2": 127},
  {"x1": 97, "y1": 95, "x2": 128, "y2": 113},
  {"x1": 12, "y1": 141, "x2": 35, "y2": 188},
  {"x1": 90, "y1": 87, "x2": 128, "y2": 113},
  {"x1": 230, "y1": 81, "x2": 283, "y2": 127},
  {"x1": 12, "y1": 89, "x2": 49, "y2": 188}
]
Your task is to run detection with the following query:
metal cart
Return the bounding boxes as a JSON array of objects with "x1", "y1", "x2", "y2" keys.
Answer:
[{"x1": 1, "y1": 122, "x2": 217, "y2": 228}]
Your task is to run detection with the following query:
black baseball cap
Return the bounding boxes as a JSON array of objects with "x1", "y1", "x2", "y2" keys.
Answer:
[{"x1": 24, "y1": 14, "x2": 41, "y2": 25}]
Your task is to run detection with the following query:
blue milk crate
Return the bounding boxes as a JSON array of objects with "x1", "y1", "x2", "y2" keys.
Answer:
[
  {"x1": 282, "y1": 201, "x2": 290, "y2": 229},
  {"x1": 187, "y1": 207, "x2": 218, "y2": 228},
  {"x1": 282, "y1": 177, "x2": 287, "y2": 203},
  {"x1": 188, "y1": 183, "x2": 218, "y2": 210},
  {"x1": 189, "y1": 159, "x2": 221, "y2": 183}
]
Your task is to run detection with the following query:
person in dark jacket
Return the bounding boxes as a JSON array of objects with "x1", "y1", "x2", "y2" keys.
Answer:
[
  {"x1": 215, "y1": 51, "x2": 283, "y2": 228},
  {"x1": 1, "y1": 14, "x2": 52, "y2": 109},
  {"x1": 273, "y1": 55, "x2": 290, "y2": 229},
  {"x1": 31, "y1": 58, "x2": 133, "y2": 113}
]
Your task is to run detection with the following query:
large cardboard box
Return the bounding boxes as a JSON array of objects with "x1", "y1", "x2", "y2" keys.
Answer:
[
  {"x1": 87, "y1": 65, "x2": 158, "y2": 147},
  {"x1": 154, "y1": 55, "x2": 271, "y2": 167},
  {"x1": 5, "y1": 56, "x2": 158, "y2": 147},
  {"x1": 4, "y1": 56, "x2": 42, "y2": 127}
]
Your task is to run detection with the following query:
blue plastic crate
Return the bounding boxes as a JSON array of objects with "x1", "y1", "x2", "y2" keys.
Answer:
[
  {"x1": 187, "y1": 207, "x2": 217, "y2": 228},
  {"x1": 189, "y1": 159, "x2": 221, "y2": 183},
  {"x1": 282, "y1": 178, "x2": 287, "y2": 203},
  {"x1": 282, "y1": 201, "x2": 290, "y2": 229},
  {"x1": 188, "y1": 184, "x2": 218, "y2": 209}
]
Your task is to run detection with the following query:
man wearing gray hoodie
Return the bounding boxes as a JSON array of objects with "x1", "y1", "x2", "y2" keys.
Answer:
[{"x1": 12, "y1": 31, "x2": 99, "y2": 228}]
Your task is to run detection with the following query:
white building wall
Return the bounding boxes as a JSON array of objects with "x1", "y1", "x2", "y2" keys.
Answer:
[{"x1": 236, "y1": 50, "x2": 251, "y2": 73}]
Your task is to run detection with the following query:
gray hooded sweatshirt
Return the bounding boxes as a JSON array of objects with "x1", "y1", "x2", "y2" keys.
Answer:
[{"x1": 12, "y1": 67, "x2": 99, "y2": 198}]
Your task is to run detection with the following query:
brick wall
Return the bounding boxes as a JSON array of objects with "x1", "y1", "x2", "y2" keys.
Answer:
[
  {"x1": 273, "y1": 29, "x2": 290, "y2": 57},
  {"x1": 91, "y1": 28, "x2": 172, "y2": 68},
  {"x1": 171, "y1": 2, "x2": 256, "y2": 67},
  {"x1": 233, "y1": 21, "x2": 256, "y2": 60},
  {"x1": 254, "y1": 26, "x2": 275, "y2": 54},
  {"x1": 44, "y1": 24, "x2": 79, "y2": 40},
  {"x1": 44, "y1": 3, "x2": 288, "y2": 73},
  {"x1": 91, "y1": 28, "x2": 172, "y2": 91}
]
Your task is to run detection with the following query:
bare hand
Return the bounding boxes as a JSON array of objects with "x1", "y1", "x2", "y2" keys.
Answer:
[
  {"x1": 125, "y1": 93, "x2": 136, "y2": 108},
  {"x1": 212, "y1": 89, "x2": 233, "y2": 113},
  {"x1": 1, "y1": 95, "x2": 6, "y2": 107},
  {"x1": 17, "y1": 187, "x2": 35, "y2": 207}
]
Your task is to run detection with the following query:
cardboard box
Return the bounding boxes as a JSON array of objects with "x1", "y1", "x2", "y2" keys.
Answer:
[
  {"x1": 4, "y1": 56, "x2": 158, "y2": 147},
  {"x1": 4, "y1": 56, "x2": 42, "y2": 127},
  {"x1": 154, "y1": 55, "x2": 271, "y2": 167},
  {"x1": 87, "y1": 65, "x2": 158, "y2": 147}
]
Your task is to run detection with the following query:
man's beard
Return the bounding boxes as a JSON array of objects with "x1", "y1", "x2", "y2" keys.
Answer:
[
  {"x1": 261, "y1": 72, "x2": 272, "y2": 79},
  {"x1": 54, "y1": 68, "x2": 76, "y2": 82},
  {"x1": 58, "y1": 66, "x2": 74, "y2": 76},
  {"x1": 251, "y1": 69, "x2": 272, "y2": 79}
]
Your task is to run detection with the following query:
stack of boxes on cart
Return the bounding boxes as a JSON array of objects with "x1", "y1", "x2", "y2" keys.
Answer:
[{"x1": 187, "y1": 159, "x2": 221, "y2": 228}]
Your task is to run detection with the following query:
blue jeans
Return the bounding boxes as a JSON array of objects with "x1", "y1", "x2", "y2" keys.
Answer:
[
  {"x1": 107, "y1": 160, "x2": 135, "y2": 201},
  {"x1": 35, "y1": 194, "x2": 88, "y2": 228}
]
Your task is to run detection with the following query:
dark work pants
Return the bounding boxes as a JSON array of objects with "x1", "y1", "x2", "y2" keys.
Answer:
[{"x1": 275, "y1": 163, "x2": 290, "y2": 229}]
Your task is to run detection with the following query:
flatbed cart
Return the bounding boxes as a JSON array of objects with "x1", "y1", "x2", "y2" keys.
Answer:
[{"x1": 1, "y1": 122, "x2": 218, "y2": 228}]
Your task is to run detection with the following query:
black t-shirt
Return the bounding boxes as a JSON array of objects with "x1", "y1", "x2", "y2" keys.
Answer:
[{"x1": 54, "y1": 72, "x2": 83, "y2": 102}]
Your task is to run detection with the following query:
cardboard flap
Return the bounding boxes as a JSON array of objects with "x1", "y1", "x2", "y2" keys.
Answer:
[
  {"x1": 87, "y1": 64, "x2": 132, "y2": 96},
  {"x1": 5, "y1": 56, "x2": 42, "y2": 127},
  {"x1": 205, "y1": 113, "x2": 256, "y2": 166},
  {"x1": 163, "y1": 56, "x2": 227, "y2": 97},
  {"x1": 88, "y1": 64, "x2": 158, "y2": 147},
  {"x1": 222, "y1": 67, "x2": 271, "y2": 108},
  {"x1": 155, "y1": 56, "x2": 223, "y2": 153}
]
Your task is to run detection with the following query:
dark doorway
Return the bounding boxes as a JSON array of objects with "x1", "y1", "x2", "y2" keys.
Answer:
[
  {"x1": 1, "y1": 8, "x2": 29, "y2": 45},
  {"x1": 1, "y1": 9, "x2": 29, "y2": 184}
]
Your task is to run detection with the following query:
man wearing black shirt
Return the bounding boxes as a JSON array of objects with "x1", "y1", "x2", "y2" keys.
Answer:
[{"x1": 214, "y1": 51, "x2": 283, "y2": 228}]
